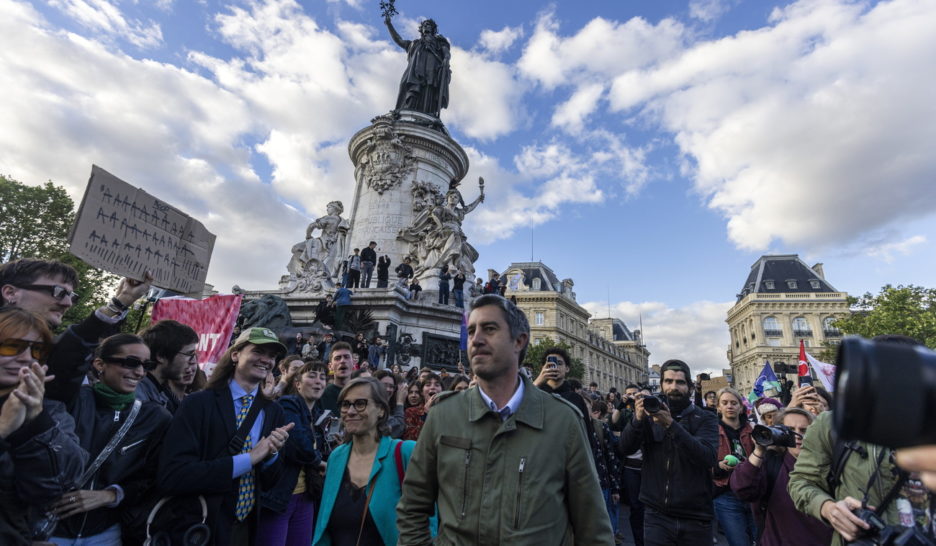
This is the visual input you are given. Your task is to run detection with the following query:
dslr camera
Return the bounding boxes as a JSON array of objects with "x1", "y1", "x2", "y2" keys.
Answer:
[
  {"x1": 640, "y1": 393, "x2": 668, "y2": 414},
  {"x1": 848, "y1": 508, "x2": 934, "y2": 546},
  {"x1": 834, "y1": 336, "x2": 936, "y2": 448},
  {"x1": 752, "y1": 424, "x2": 797, "y2": 448}
]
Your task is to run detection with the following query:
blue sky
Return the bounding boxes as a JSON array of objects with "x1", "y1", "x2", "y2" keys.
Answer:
[{"x1": 2, "y1": 0, "x2": 935, "y2": 374}]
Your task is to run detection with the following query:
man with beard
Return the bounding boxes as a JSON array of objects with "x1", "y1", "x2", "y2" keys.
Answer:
[
  {"x1": 397, "y1": 295, "x2": 613, "y2": 544},
  {"x1": 318, "y1": 341, "x2": 353, "y2": 413},
  {"x1": 617, "y1": 359, "x2": 718, "y2": 546},
  {"x1": 138, "y1": 319, "x2": 200, "y2": 414}
]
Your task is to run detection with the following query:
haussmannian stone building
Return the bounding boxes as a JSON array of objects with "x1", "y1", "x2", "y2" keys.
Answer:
[
  {"x1": 500, "y1": 262, "x2": 650, "y2": 392},
  {"x1": 726, "y1": 255, "x2": 849, "y2": 394}
]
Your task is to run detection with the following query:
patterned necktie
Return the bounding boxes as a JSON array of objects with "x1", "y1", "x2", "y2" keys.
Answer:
[
  {"x1": 498, "y1": 406, "x2": 511, "y2": 421},
  {"x1": 235, "y1": 394, "x2": 255, "y2": 521}
]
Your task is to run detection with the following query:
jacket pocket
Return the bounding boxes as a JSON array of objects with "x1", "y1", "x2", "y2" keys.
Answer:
[
  {"x1": 440, "y1": 435, "x2": 472, "y2": 520},
  {"x1": 119, "y1": 438, "x2": 146, "y2": 455}
]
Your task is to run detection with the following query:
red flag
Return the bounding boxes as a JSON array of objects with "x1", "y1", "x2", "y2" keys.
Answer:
[
  {"x1": 151, "y1": 294, "x2": 242, "y2": 375},
  {"x1": 797, "y1": 339, "x2": 809, "y2": 377}
]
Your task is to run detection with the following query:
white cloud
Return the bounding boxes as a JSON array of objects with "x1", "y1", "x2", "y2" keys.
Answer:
[
  {"x1": 551, "y1": 82, "x2": 604, "y2": 133},
  {"x1": 865, "y1": 235, "x2": 927, "y2": 263},
  {"x1": 47, "y1": 0, "x2": 163, "y2": 48},
  {"x1": 582, "y1": 299, "x2": 734, "y2": 377},
  {"x1": 689, "y1": 0, "x2": 736, "y2": 23},
  {"x1": 478, "y1": 25, "x2": 523, "y2": 54},
  {"x1": 447, "y1": 47, "x2": 527, "y2": 140},
  {"x1": 606, "y1": 0, "x2": 936, "y2": 254}
]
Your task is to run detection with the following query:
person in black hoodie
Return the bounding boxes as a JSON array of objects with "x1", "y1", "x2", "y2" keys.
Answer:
[
  {"x1": 51, "y1": 333, "x2": 172, "y2": 544},
  {"x1": 376, "y1": 255, "x2": 391, "y2": 289},
  {"x1": 360, "y1": 242, "x2": 378, "y2": 288},
  {"x1": 617, "y1": 359, "x2": 718, "y2": 546}
]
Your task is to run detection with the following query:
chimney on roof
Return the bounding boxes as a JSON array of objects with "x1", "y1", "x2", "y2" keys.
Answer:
[{"x1": 812, "y1": 262, "x2": 825, "y2": 279}]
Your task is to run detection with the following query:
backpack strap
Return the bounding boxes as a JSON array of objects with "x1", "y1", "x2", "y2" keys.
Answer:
[
  {"x1": 394, "y1": 440, "x2": 405, "y2": 484},
  {"x1": 228, "y1": 396, "x2": 271, "y2": 456},
  {"x1": 826, "y1": 425, "x2": 867, "y2": 494}
]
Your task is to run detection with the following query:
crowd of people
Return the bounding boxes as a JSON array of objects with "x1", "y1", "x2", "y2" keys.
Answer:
[{"x1": 0, "y1": 256, "x2": 933, "y2": 545}]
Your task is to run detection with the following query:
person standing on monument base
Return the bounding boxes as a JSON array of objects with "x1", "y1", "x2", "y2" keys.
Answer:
[
  {"x1": 347, "y1": 249, "x2": 362, "y2": 289},
  {"x1": 360, "y1": 241, "x2": 377, "y2": 288},
  {"x1": 396, "y1": 295, "x2": 614, "y2": 545},
  {"x1": 376, "y1": 255, "x2": 391, "y2": 289},
  {"x1": 437, "y1": 265, "x2": 451, "y2": 305}
]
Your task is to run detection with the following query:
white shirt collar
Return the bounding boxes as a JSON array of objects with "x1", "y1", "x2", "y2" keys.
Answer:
[{"x1": 478, "y1": 375, "x2": 525, "y2": 419}]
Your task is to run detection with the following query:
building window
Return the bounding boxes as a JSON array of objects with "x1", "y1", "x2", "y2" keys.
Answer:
[
  {"x1": 764, "y1": 279, "x2": 775, "y2": 290},
  {"x1": 762, "y1": 316, "x2": 782, "y2": 337},
  {"x1": 534, "y1": 312, "x2": 544, "y2": 326},
  {"x1": 786, "y1": 279, "x2": 798, "y2": 289},
  {"x1": 810, "y1": 279, "x2": 821, "y2": 289},
  {"x1": 823, "y1": 317, "x2": 842, "y2": 337},
  {"x1": 531, "y1": 278, "x2": 541, "y2": 290},
  {"x1": 792, "y1": 317, "x2": 812, "y2": 337}
]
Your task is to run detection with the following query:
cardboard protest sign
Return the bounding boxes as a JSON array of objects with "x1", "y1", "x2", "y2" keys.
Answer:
[
  {"x1": 68, "y1": 165, "x2": 215, "y2": 295},
  {"x1": 700, "y1": 376, "x2": 730, "y2": 397},
  {"x1": 151, "y1": 294, "x2": 242, "y2": 376}
]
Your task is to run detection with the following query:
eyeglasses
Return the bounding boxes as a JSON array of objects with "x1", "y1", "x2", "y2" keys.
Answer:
[
  {"x1": 339, "y1": 398, "x2": 370, "y2": 413},
  {"x1": 177, "y1": 349, "x2": 198, "y2": 361},
  {"x1": 104, "y1": 356, "x2": 159, "y2": 371},
  {"x1": 0, "y1": 338, "x2": 52, "y2": 361},
  {"x1": 15, "y1": 284, "x2": 80, "y2": 302}
]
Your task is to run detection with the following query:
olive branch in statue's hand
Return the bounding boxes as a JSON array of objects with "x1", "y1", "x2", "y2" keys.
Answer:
[{"x1": 379, "y1": 0, "x2": 397, "y2": 20}]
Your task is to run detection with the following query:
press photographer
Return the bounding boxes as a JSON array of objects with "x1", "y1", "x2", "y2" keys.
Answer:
[{"x1": 789, "y1": 335, "x2": 935, "y2": 546}]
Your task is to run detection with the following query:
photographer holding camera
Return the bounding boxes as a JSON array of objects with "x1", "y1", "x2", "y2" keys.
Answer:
[
  {"x1": 730, "y1": 407, "x2": 832, "y2": 545},
  {"x1": 617, "y1": 359, "x2": 718, "y2": 546},
  {"x1": 789, "y1": 335, "x2": 935, "y2": 546}
]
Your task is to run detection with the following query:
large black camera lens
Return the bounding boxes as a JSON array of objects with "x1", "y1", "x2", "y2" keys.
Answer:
[
  {"x1": 642, "y1": 395, "x2": 662, "y2": 414},
  {"x1": 752, "y1": 424, "x2": 796, "y2": 448},
  {"x1": 834, "y1": 336, "x2": 936, "y2": 448}
]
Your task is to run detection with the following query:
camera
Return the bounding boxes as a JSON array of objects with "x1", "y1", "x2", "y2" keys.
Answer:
[
  {"x1": 641, "y1": 394, "x2": 667, "y2": 414},
  {"x1": 752, "y1": 424, "x2": 797, "y2": 448},
  {"x1": 834, "y1": 336, "x2": 936, "y2": 448},
  {"x1": 848, "y1": 508, "x2": 935, "y2": 545}
]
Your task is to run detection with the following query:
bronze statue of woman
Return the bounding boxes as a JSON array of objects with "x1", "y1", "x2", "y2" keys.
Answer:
[{"x1": 385, "y1": 17, "x2": 451, "y2": 118}]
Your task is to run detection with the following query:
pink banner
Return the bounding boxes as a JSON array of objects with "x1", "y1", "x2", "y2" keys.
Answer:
[{"x1": 151, "y1": 294, "x2": 242, "y2": 373}]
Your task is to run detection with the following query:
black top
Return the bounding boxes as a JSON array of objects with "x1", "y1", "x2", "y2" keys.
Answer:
[
  {"x1": 327, "y1": 470, "x2": 384, "y2": 546},
  {"x1": 360, "y1": 247, "x2": 377, "y2": 263}
]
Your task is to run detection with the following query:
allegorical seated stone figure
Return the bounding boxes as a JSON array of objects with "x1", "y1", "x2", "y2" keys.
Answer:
[
  {"x1": 385, "y1": 16, "x2": 451, "y2": 118},
  {"x1": 288, "y1": 200, "x2": 349, "y2": 287}
]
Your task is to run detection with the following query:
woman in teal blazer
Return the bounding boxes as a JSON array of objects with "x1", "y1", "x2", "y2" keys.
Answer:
[{"x1": 313, "y1": 377, "x2": 435, "y2": 546}]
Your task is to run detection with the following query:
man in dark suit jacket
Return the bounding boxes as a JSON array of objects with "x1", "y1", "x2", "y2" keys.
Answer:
[{"x1": 158, "y1": 328, "x2": 295, "y2": 545}]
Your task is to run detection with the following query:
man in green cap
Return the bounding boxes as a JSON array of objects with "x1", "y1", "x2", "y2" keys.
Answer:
[{"x1": 158, "y1": 327, "x2": 295, "y2": 545}]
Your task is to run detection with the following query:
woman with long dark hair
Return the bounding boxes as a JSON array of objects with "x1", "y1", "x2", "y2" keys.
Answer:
[
  {"x1": 373, "y1": 369, "x2": 406, "y2": 438},
  {"x1": 50, "y1": 333, "x2": 172, "y2": 544}
]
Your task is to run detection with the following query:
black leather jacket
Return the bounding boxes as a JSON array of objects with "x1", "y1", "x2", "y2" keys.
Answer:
[
  {"x1": 618, "y1": 403, "x2": 718, "y2": 521},
  {"x1": 0, "y1": 399, "x2": 87, "y2": 545}
]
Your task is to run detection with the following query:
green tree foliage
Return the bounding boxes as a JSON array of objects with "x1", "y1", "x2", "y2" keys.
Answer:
[
  {"x1": 0, "y1": 175, "x2": 120, "y2": 330},
  {"x1": 523, "y1": 338, "x2": 585, "y2": 380},
  {"x1": 834, "y1": 284, "x2": 936, "y2": 348}
]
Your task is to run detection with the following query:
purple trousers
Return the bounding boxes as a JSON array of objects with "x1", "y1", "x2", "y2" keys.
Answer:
[{"x1": 257, "y1": 493, "x2": 315, "y2": 546}]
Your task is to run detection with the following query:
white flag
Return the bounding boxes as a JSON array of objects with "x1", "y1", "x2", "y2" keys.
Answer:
[{"x1": 805, "y1": 352, "x2": 836, "y2": 392}]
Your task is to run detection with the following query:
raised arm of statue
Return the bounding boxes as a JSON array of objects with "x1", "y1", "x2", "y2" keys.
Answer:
[{"x1": 385, "y1": 17, "x2": 408, "y2": 50}]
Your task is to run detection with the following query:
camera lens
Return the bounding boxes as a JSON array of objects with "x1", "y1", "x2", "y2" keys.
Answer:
[
  {"x1": 752, "y1": 424, "x2": 796, "y2": 448},
  {"x1": 643, "y1": 395, "x2": 661, "y2": 414},
  {"x1": 834, "y1": 336, "x2": 936, "y2": 448}
]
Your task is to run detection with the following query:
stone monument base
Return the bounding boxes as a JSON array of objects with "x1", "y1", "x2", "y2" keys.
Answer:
[{"x1": 240, "y1": 286, "x2": 465, "y2": 371}]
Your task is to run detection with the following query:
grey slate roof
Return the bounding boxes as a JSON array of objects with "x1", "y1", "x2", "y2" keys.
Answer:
[
  {"x1": 738, "y1": 255, "x2": 838, "y2": 301},
  {"x1": 501, "y1": 261, "x2": 562, "y2": 292}
]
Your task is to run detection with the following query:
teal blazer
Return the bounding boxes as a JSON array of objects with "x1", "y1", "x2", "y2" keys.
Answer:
[{"x1": 313, "y1": 436, "x2": 436, "y2": 545}]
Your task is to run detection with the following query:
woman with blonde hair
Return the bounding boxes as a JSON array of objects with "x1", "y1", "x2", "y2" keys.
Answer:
[{"x1": 712, "y1": 387, "x2": 756, "y2": 546}]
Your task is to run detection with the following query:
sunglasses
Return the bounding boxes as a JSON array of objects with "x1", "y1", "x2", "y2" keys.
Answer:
[
  {"x1": 16, "y1": 284, "x2": 80, "y2": 302},
  {"x1": 339, "y1": 398, "x2": 371, "y2": 413},
  {"x1": 0, "y1": 338, "x2": 52, "y2": 361},
  {"x1": 104, "y1": 356, "x2": 158, "y2": 371}
]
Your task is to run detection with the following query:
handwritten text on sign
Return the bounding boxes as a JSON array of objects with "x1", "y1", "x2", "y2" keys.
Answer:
[{"x1": 68, "y1": 165, "x2": 216, "y2": 294}]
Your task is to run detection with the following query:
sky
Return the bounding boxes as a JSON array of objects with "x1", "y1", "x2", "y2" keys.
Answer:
[{"x1": 2, "y1": 0, "x2": 935, "y2": 375}]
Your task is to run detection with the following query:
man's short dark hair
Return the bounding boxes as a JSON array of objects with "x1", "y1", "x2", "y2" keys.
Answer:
[
  {"x1": 589, "y1": 382, "x2": 598, "y2": 388},
  {"x1": 544, "y1": 346, "x2": 571, "y2": 368},
  {"x1": 567, "y1": 379, "x2": 582, "y2": 391},
  {"x1": 660, "y1": 359, "x2": 692, "y2": 386},
  {"x1": 470, "y1": 294, "x2": 530, "y2": 364},
  {"x1": 331, "y1": 341, "x2": 352, "y2": 356},
  {"x1": 369, "y1": 241, "x2": 377, "y2": 246},
  {"x1": 0, "y1": 258, "x2": 80, "y2": 305},
  {"x1": 625, "y1": 383, "x2": 640, "y2": 391},
  {"x1": 140, "y1": 320, "x2": 199, "y2": 364}
]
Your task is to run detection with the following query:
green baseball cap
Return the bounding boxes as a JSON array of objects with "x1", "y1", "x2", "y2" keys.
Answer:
[{"x1": 235, "y1": 327, "x2": 287, "y2": 355}]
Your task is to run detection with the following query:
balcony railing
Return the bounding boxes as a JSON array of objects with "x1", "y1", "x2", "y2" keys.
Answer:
[
  {"x1": 823, "y1": 329, "x2": 842, "y2": 338},
  {"x1": 763, "y1": 329, "x2": 783, "y2": 337},
  {"x1": 793, "y1": 329, "x2": 813, "y2": 337}
]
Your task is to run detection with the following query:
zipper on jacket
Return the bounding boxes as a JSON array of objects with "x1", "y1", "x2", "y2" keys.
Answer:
[
  {"x1": 663, "y1": 453, "x2": 672, "y2": 508},
  {"x1": 113, "y1": 410, "x2": 120, "y2": 422},
  {"x1": 514, "y1": 457, "x2": 526, "y2": 527},
  {"x1": 119, "y1": 438, "x2": 146, "y2": 454},
  {"x1": 460, "y1": 450, "x2": 471, "y2": 519}
]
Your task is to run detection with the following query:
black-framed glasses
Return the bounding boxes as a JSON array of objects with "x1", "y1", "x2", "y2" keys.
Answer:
[
  {"x1": 177, "y1": 349, "x2": 198, "y2": 361},
  {"x1": 0, "y1": 338, "x2": 52, "y2": 362},
  {"x1": 16, "y1": 284, "x2": 80, "y2": 302},
  {"x1": 104, "y1": 356, "x2": 158, "y2": 371},
  {"x1": 339, "y1": 398, "x2": 370, "y2": 413}
]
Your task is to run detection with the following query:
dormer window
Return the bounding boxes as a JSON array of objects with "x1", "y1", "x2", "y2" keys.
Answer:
[
  {"x1": 809, "y1": 279, "x2": 821, "y2": 289},
  {"x1": 531, "y1": 278, "x2": 541, "y2": 290},
  {"x1": 786, "y1": 279, "x2": 798, "y2": 289},
  {"x1": 764, "y1": 280, "x2": 775, "y2": 290}
]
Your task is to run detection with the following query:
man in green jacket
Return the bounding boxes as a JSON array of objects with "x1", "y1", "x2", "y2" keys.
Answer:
[
  {"x1": 397, "y1": 294, "x2": 614, "y2": 545},
  {"x1": 787, "y1": 411, "x2": 901, "y2": 546}
]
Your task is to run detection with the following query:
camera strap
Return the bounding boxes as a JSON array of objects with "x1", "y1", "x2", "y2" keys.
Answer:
[{"x1": 861, "y1": 448, "x2": 909, "y2": 517}]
